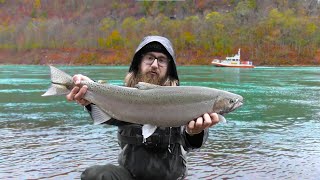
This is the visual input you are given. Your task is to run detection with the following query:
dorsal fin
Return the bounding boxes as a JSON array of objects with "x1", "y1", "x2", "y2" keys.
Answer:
[{"x1": 135, "y1": 82, "x2": 160, "y2": 90}]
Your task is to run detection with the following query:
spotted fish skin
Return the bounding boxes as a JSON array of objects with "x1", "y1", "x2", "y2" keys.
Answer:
[{"x1": 42, "y1": 66, "x2": 243, "y2": 127}]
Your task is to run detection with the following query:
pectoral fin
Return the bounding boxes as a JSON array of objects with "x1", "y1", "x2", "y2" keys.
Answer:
[
  {"x1": 90, "y1": 105, "x2": 112, "y2": 125},
  {"x1": 218, "y1": 114, "x2": 227, "y2": 123},
  {"x1": 142, "y1": 124, "x2": 157, "y2": 141}
]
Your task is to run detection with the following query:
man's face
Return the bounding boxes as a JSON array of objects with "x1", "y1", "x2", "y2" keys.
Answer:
[{"x1": 138, "y1": 52, "x2": 169, "y2": 85}]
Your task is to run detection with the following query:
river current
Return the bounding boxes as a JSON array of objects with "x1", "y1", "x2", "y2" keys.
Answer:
[{"x1": 1, "y1": 65, "x2": 320, "y2": 179}]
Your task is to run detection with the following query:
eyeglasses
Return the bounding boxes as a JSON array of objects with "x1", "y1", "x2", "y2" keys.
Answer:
[{"x1": 142, "y1": 54, "x2": 170, "y2": 67}]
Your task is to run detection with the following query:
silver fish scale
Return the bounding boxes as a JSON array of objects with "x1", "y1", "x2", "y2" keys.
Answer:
[{"x1": 44, "y1": 66, "x2": 244, "y2": 127}]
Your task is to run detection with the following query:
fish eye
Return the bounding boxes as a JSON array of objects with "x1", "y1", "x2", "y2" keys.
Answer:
[{"x1": 229, "y1": 99, "x2": 234, "y2": 104}]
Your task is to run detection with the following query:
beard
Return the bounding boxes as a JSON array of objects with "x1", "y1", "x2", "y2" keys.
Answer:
[{"x1": 131, "y1": 71, "x2": 166, "y2": 86}]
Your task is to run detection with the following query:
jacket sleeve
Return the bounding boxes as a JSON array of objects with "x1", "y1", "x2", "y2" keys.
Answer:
[
  {"x1": 84, "y1": 104, "x2": 131, "y2": 126},
  {"x1": 182, "y1": 126, "x2": 209, "y2": 151}
]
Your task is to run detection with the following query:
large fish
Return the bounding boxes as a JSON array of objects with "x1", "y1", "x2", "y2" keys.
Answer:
[{"x1": 42, "y1": 66, "x2": 243, "y2": 139}]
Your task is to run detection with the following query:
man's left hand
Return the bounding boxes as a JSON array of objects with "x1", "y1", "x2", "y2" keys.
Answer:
[{"x1": 186, "y1": 113, "x2": 220, "y2": 135}]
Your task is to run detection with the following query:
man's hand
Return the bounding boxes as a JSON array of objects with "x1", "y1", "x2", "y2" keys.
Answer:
[
  {"x1": 66, "y1": 74, "x2": 93, "y2": 106},
  {"x1": 186, "y1": 113, "x2": 220, "y2": 135}
]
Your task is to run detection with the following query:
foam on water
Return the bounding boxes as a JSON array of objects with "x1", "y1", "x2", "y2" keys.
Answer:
[{"x1": 1, "y1": 65, "x2": 320, "y2": 179}]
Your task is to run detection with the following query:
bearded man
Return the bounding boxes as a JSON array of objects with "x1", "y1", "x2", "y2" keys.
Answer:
[{"x1": 66, "y1": 36, "x2": 219, "y2": 180}]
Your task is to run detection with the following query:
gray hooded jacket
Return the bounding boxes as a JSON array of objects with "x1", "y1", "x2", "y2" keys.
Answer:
[
  {"x1": 129, "y1": 35, "x2": 179, "y2": 84},
  {"x1": 87, "y1": 36, "x2": 208, "y2": 180}
]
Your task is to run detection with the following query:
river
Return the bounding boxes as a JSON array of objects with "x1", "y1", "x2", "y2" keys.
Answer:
[{"x1": 1, "y1": 65, "x2": 320, "y2": 179}]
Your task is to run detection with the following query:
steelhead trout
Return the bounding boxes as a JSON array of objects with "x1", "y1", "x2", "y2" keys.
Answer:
[{"x1": 42, "y1": 66, "x2": 243, "y2": 138}]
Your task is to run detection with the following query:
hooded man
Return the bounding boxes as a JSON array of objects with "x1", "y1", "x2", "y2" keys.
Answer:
[{"x1": 66, "y1": 36, "x2": 219, "y2": 180}]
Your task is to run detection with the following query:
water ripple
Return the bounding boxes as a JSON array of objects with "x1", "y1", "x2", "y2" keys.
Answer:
[{"x1": 1, "y1": 65, "x2": 320, "y2": 179}]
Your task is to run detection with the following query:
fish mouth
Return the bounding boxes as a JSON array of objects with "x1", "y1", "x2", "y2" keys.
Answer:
[
  {"x1": 230, "y1": 99, "x2": 243, "y2": 112},
  {"x1": 216, "y1": 98, "x2": 243, "y2": 116}
]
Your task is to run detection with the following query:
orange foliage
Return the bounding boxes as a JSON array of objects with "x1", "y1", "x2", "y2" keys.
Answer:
[
  {"x1": 1, "y1": 1, "x2": 320, "y2": 66},
  {"x1": 75, "y1": 52, "x2": 97, "y2": 65},
  {"x1": 313, "y1": 49, "x2": 320, "y2": 64},
  {"x1": 176, "y1": 48, "x2": 212, "y2": 65}
]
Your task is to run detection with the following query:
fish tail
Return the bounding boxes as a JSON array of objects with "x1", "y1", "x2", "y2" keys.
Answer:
[{"x1": 42, "y1": 66, "x2": 73, "y2": 96}]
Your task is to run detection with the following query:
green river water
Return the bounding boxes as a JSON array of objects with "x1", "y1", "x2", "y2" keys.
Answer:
[{"x1": 1, "y1": 65, "x2": 320, "y2": 179}]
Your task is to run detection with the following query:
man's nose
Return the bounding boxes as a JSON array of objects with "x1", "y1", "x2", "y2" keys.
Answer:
[{"x1": 151, "y1": 58, "x2": 159, "y2": 67}]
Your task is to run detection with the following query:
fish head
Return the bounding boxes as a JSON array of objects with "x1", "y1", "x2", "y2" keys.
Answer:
[{"x1": 212, "y1": 93, "x2": 243, "y2": 115}]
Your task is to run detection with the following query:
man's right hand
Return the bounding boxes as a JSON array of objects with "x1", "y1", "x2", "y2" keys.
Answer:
[{"x1": 66, "y1": 74, "x2": 93, "y2": 106}]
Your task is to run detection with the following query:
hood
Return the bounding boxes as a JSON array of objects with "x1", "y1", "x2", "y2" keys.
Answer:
[{"x1": 128, "y1": 35, "x2": 179, "y2": 82}]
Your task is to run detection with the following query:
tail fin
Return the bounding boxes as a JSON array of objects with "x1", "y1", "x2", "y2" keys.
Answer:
[{"x1": 42, "y1": 66, "x2": 73, "y2": 96}]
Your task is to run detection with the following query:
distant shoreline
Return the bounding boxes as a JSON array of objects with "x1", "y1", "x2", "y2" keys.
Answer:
[
  {"x1": 0, "y1": 63, "x2": 320, "y2": 69},
  {"x1": 1, "y1": 48, "x2": 319, "y2": 66}
]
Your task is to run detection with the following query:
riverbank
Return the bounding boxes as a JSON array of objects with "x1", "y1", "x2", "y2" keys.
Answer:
[
  {"x1": 0, "y1": 48, "x2": 214, "y2": 65},
  {"x1": 0, "y1": 48, "x2": 131, "y2": 65},
  {"x1": 1, "y1": 48, "x2": 319, "y2": 66}
]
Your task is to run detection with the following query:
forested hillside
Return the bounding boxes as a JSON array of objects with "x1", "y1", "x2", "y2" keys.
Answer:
[{"x1": 0, "y1": 0, "x2": 320, "y2": 65}]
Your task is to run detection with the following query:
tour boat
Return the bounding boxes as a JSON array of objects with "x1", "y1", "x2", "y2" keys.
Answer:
[{"x1": 211, "y1": 49, "x2": 255, "y2": 68}]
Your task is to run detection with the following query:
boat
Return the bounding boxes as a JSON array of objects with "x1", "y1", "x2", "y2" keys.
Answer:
[{"x1": 211, "y1": 49, "x2": 255, "y2": 68}]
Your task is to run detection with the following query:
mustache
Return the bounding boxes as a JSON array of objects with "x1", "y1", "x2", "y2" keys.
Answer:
[{"x1": 147, "y1": 70, "x2": 159, "y2": 76}]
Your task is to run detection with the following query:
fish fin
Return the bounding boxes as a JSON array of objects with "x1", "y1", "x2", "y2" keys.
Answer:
[
  {"x1": 42, "y1": 84, "x2": 70, "y2": 96},
  {"x1": 42, "y1": 66, "x2": 73, "y2": 96},
  {"x1": 49, "y1": 66, "x2": 73, "y2": 85},
  {"x1": 135, "y1": 82, "x2": 160, "y2": 90},
  {"x1": 218, "y1": 114, "x2": 227, "y2": 123},
  {"x1": 91, "y1": 105, "x2": 112, "y2": 125},
  {"x1": 142, "y1": 124, "x2": 157, "y2": 141},
  {"x1": 97, "y1": 80, "x2": 107, "y2": 84}
]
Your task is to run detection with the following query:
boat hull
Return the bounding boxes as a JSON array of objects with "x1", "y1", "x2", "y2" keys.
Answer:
[{"x1": 211, "y1": 61, "x2": 255, "y2": 68}]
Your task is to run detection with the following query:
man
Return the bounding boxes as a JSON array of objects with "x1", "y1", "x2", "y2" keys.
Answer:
[{"x1": 66, "y1": 36, "x2": 220, "y2": 180}]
